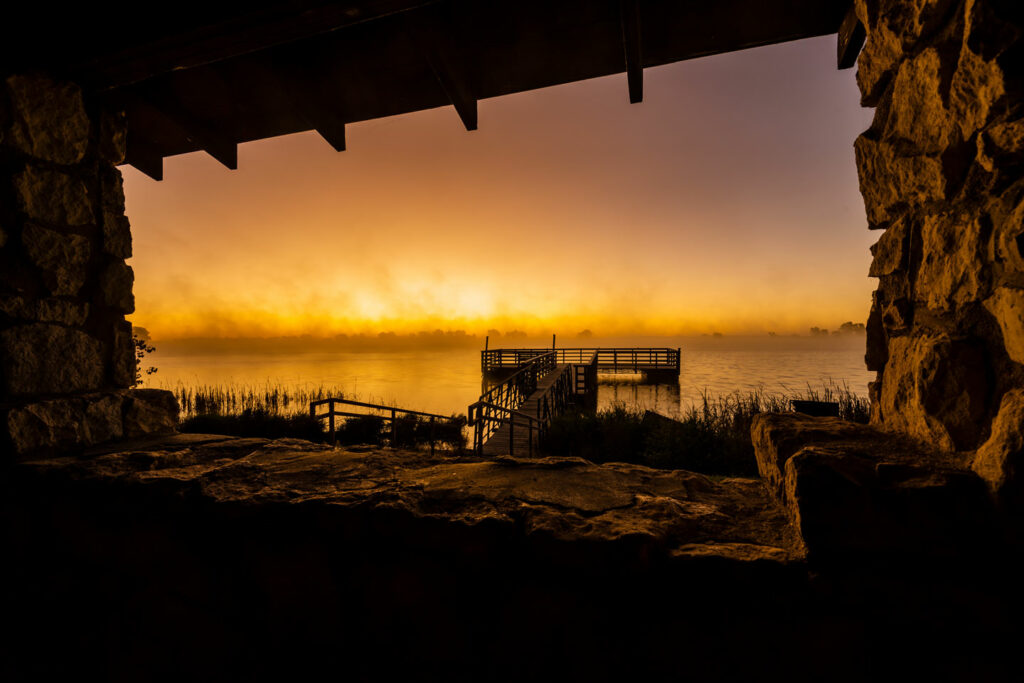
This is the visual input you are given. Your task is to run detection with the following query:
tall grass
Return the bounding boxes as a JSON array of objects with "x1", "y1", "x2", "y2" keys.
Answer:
[
  {"x1": 170, "y1": 382, "x2": 345, "y2": 418},
  {"x1": 168, "y1": 381, "x2": 467, "y2": 451},
  {"x1": 542, "y1": 382, "x2": 869, "y2": 476}
]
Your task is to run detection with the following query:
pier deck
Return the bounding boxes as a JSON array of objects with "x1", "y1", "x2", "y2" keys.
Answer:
[
  {"x1": 482, "y1": 347, "x2": 680, "y2": 380},
  {"x1": 481, "y1": 363, "x2": 570, "y2": 456}
]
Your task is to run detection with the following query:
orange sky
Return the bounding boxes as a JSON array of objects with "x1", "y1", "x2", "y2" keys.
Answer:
[{"x1": 124, "y1": 35, "x2": 876, "y2": 341}]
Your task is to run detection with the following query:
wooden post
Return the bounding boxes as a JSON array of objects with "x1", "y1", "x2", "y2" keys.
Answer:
[
  {"x1": 430, "y1": 416, "x2": 436, "y2": 457},
  {"x1": 509, "y1": 413, "x2": 515, "y2": 456},
  {"x1": 328, "y1": 399, "x2": 336, "y2": 447},
  {"x1": 552, "y1": 334, "x2": 556, "y2": 351},
  {"x1": 485, "y1": 335, "x2": 489, "y2": 351},
  {"x1": 391, "y1": 408, "x2": 397, "y2": 447}
]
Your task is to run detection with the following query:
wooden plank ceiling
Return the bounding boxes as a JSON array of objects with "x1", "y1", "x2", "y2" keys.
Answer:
[{"x1": 2, "y1": 1, "x2": 856, "y2": 180}]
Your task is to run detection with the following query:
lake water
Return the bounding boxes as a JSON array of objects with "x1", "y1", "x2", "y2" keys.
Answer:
[{"x1": 147, "y1": 335, "x2": 873, "y2": 418}]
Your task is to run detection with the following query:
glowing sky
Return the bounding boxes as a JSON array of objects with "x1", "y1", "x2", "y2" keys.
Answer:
[{"x1": 124, "y1": 35, "x2": 876, "y2": 341}]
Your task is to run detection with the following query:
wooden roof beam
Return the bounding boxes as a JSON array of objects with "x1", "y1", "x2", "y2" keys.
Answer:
[
  {"x1": 243, "y1": 57, "x2": 348, "y2": 152},
  {"x1": 75, "y1": 1, "x2": 440, "y2": 90},
  {"x1": 406, "y1": 9, "x2": 477, "y2": 131},
  {"x1": 125, "y1": 132, "x2": 164, "y2": 181},
  {"x1": 133, "y1": 92, "x2": 239, "y2": 169},
  {"x1": 620, "y1": 0, "x2": 643, "y2": 104},
  {"x1": 837, "y1": 3, "x2": 865, "y2": 69}
]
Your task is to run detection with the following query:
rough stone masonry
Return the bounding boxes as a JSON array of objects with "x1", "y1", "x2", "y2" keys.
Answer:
[
  {"x1": 0, "y1": 73, "x2": 177, "y2": 460},
  {"x1": 854, "y1": 0, "x2": 1024, "y2": 510}
]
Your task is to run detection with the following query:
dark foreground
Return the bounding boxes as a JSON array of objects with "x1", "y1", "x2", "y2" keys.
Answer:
[{"x1": 3, "y1": 418, "x2": 1022, "y2": 680}]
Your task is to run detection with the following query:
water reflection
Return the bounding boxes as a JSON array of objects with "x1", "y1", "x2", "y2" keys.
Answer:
[
  {"x1": 598, "y1": 376, "x2": 681, "y2": 416},
  {"x1": 150, "y1": 336, "x2": 873, "y2": 417}
]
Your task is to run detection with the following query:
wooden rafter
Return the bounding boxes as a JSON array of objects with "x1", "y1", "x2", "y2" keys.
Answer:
[
  {"x1": 620, "y1": 0, "x2": 643, "y2": 104},
  {"x1": 406, "y1": 7, "x2": 477, "y2": 131},
  {"x1": 129, "y1": 92, "x2": 238, "y2": 169},
  {"x1": 837, "y1": 3, "x2": 865, "y2": 69},
  {"x1": 125, "y1": 132, "x2": 164, "y2": 181},
  {"x1": 74, "y1": 1, "x2": 440, "y2": 90}
]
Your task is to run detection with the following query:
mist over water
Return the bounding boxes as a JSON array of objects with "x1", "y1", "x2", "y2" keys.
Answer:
[{"x1": 149, "y1": 335, "x2": 872, "y2": 417}]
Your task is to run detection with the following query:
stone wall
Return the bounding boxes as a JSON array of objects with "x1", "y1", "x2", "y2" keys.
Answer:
[
  {"x1": 0, "y1": 73, "x2": 176, "y2": 460},
  {"x1": 855, "y1": 0, "x2": 1024, "y2": 506}
]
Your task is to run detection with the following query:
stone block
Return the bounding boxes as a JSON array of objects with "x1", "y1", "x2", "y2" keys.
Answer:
[
  {"x1": 98, "y1": 261, "x2": 134, "y2": 313},
  {"x1": 991, "y1": 183, "x2": 1024, "y2": 276},
  {"x1": 752, "y1": 413, "x2": 887, "y2": 503},
  {"x1": 99, "y1": 109, "x2": 127, "y2": 164},
  {"x1": 855, "y1": 135, "x2": 946, "y2": 227},
  {"x1": 3, "y1": 392, "x2": 129, "y2": 459},
  {"x1": 885, "y1": 48, "x2": 956, "y2": 153},
  {"x1": 4, "y1": 397, "x2": 85, "y2": 459},
  {"x1": 22, "y1": 222, "x2": 90, "y2": 296},
  {"x1": 964, "y1": 0, "x2": 1024, "y2": 63},
  {"x1": 3, "y1": 73, "x2": 89, "y2": 165},
  {"x1": 879, "y1": 334, "x2": 991, "y2": 451},
  {"x1": 783, "y1": 445, "x2": 991, "y2": 559},
  {"x1": 950, "y1": 44, "x2": 1007, "y2": 139},
  {"x1": 0, "y1": 295, "x2": 90, "y2": 326},
  {"x1": 14, "y1": 165, "x2": 93, "y2": 227},
  {"x1": 752, "y1": 412, "x2": 991, "y2": 560},
  {"x1": 111, "y1": 320, "x2": 135, "y2": 388},
  {"x1": 857, "y1": 19, "x2": 903, "y2": 106},
  {"x1": 978, "y1": 117, "x2": 1024, "y2": 175},
  {"x1": 915, "y1": 212, "x2": 989, "y2": 311},
  {"x1": 83, "y1": 393, "x2": 125, "y2": 445},
  {"x1": 37, "y1": 299, "x2": 89, "y2": 326},
  {"x1": 0, "y1": 323, "x2": 104, "y2": 397},
  {"x1": 868, "y1": 217, "x2": 910, "y2": 277},
  {"x1": 123, "y1": 389, "x2": 179, "y2": 438},
  {"x1": 865, "y1": 294, "x2": 888, "y2": 371},
  {"x1": 102, "y1": 213, "x2": 132, "y2": 260},
  {"x1": 972, "y1": 388, "x2": 1024, "y2": 509},
  {"x1": 984, "y1": 286, "x2": 1024, "y2": 364},
  {"x1": 855, "y1": 0, "x2": 960, "y2": 106},
  {"x1": 100, "y1": 168, "x2": 132, "y2": 259}
]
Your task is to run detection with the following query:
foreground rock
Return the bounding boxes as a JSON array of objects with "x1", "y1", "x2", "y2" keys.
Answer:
[
  {"x1": 5, "y1": 433, "x2": 1020, "y2": 680},
  {"x1": 23, "y1": 433, "x2": 802, "y2": 562},
  {"x1": 4, "y1": 436, "x2": 823, "y2": 680},
  {"x1": 753, "y1": 413, "x2": 994, "y2": 561}
]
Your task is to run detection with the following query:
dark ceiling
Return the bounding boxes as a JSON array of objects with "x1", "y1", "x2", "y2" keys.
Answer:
[{"x1": 2, "y1": 1, "x2": 855, "y2": 180}]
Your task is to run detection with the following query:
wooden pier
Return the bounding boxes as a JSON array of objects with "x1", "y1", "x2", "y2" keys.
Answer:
[
  {"x1": 482, "y1": 347, "x2": 681, "y2": 382},
  {"x1": 469, "y1": 346, "x2": 681, "y2": 455}
]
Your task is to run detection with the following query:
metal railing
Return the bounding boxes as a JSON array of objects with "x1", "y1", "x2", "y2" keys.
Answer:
[
  {"x1": 310, "y1": 397, "x2": 457, "y2": 453},
  {"x1": 482, "y1": 347, "x2": 681, "y2": 374},
  {"x1": 468, "y1": 351, "x2": 555, "y2": 452},
  {"x1": 468, "y1": 357, "x2": 574, "y2": 455},
  {"x1": 468, "y1": 401, "x2": 543, "y2": 456}
]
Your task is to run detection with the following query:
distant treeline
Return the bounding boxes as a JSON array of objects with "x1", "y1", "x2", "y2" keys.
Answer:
[{"x1": 809, "y1": 321, "x2": 866, "y2": 336}]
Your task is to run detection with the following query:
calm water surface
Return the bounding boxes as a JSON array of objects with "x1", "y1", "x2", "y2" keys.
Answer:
[{"x1": 149, "y1": 335, "x2": 873, "y2": 417}]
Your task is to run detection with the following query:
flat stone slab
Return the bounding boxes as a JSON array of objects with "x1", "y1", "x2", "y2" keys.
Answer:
[
  {"x1": 21, "y1": 432, "x2": 802, "y2": 564},
  {"x1": 752, "y1": 413, "x2": 994, "y2": 560}
]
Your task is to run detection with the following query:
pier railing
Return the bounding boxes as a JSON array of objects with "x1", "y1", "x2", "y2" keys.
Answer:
[
  {"x1": 468, "y1": 401, "x2": 543, "y2": 456},
  {"x1": 468, "y1": 351, "x2": 566, "y2": 454},
  {"x1": 310, "y1": 397, "x2": 458, "y2": 453},
  {"x1": 482, "y1": 347, "x2": 680, "y2": 374}
]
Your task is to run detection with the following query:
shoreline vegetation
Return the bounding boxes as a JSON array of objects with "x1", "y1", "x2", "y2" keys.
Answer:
[
  {"x1": 542, "y1": 384, "x2": 869, "y2": 476},
  {"x1": 172, "y1": 383, "x2": 467, "y2": 450},
  {"x1": 169, "y1": 381, "x2": 868, "y2": 476}
]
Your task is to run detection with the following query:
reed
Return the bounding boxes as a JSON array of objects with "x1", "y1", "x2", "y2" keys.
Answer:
[
  {"x1": 541, "y1": 382, "x2": 870, "y2": 476},
  {"x1": 167, "y1": 382, "x2": 349, "y2": 418},
  {"x1": 168, "y1": 381, "x2": 467, "y2": 451}
]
